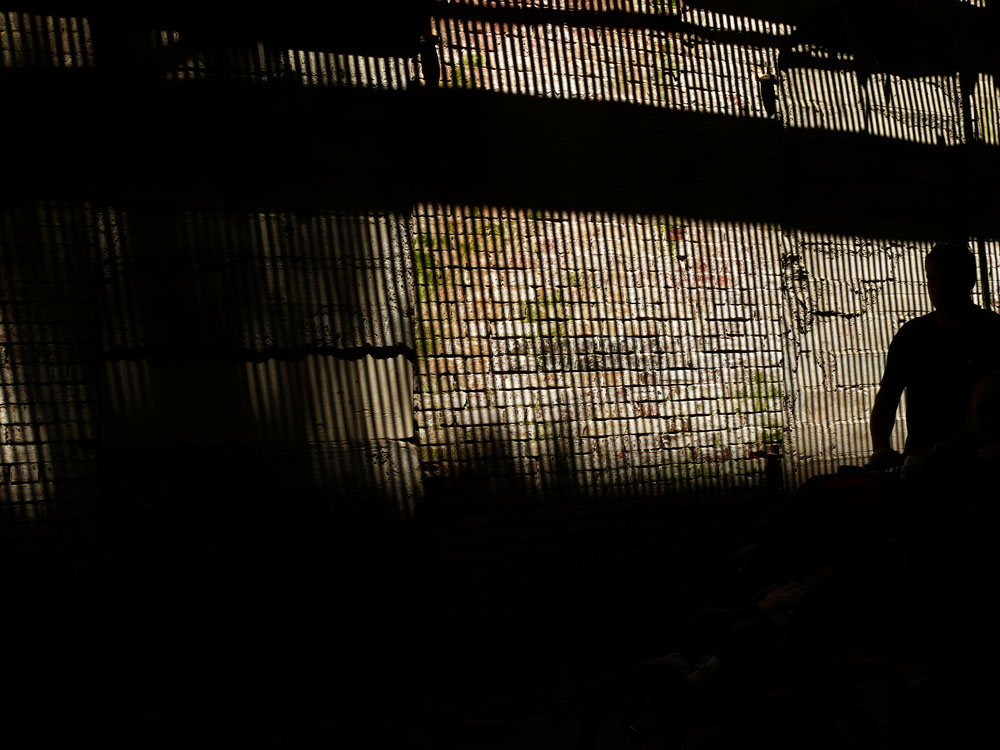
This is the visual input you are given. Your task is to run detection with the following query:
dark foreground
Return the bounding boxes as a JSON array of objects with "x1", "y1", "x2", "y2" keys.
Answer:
[{"x1": 1, "y1": 496, "x2": 993, "y2": 748}]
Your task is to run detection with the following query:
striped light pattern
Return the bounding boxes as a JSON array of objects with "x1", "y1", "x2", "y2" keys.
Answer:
[{"x1": 1, "y1": 1, "x2": 998, "y2": 528}]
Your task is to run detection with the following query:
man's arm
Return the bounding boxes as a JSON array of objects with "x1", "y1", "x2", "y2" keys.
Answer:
[{"x1": 869, "y1": 383, "x2": 904, "y2": 468}]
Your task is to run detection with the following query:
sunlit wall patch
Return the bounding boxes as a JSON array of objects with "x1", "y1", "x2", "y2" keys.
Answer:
[
  {"x1": 0, "y1": 11, "x2": 94, "y2": 68},
  {"x1": 412, "y1": 204, "x2": 790, "y2": 500},
  {"x1": 430, "y1": 0, "x2": 786, "y2": 116},
  {"x1": 411, "y1": 204, "x2": 968, "y2": 496},
  {"x1": 146, "y1": 28, "x2": 415, "y2": 87},
  {"x1": 95, "y1": 205, "x2": 419, "y2": 519},
  {"x1": 282, "y1": 49, "x2": 413, "y2": 89},
  {"x1": 0, "y1": 202, "x2": 103, "y2": 513},
  {"x1": 971, "y1": 73, "x2": 1000, "y2": 146}
]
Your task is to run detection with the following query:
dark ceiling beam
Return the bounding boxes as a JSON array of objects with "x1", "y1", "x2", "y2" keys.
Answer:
[{"x1": 2, "y1": 77, "x2": 996, "y2": 242}]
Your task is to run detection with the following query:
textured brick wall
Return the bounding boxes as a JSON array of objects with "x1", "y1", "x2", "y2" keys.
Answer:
[
  {"x1": 0, "y1": 203, "x2": 101, "y2": 579},
  {"x1": 1, "y1": 10, "x2": 101, "y2": 569},
  {"x1": 415, "y1": 2, "x2": 999, "y2": 496},
  {"x1": 1, "y1": 203, "x2": 423, "y2": 586},
  {"x1": 413, "y1": 207, "x2": 786, "y2": 498},
  {"x1": 3, "y1": 3, "x2": 1000, "y2": 550},
  {"x1": 1, "y1": 12, "x2": 426, "y2": 571},
  {"x1": 434, "y1": 4, "x2": 783, "y2": 114},
  {"x1": 100, "y1": 208, "x2": 420, "y2": 520},
  {"x1": 779, "y1": 233, "x2": 928, "y2": 473},
  {"x1": 0, "y1": 11, "x2": 93, "y2": 68}
]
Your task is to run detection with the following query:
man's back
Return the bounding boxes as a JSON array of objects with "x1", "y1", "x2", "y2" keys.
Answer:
[
  {"x1": 882, "y1": 306, "x2": 1000, "y2": 454},
  {"x1": 870, "y1": 242, "x2": 1000, "y2": 468}
]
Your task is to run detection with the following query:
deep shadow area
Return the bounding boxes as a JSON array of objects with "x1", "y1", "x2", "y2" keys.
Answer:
[
  {"x1": 1, "y1": 485, "x2": 773, "y2": 747},
  {"x1": 5, "y1": 77, "x2": 1000, "y2": 241}
]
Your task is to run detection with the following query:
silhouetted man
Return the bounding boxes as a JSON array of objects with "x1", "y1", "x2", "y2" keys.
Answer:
[{"x1": 869, "y1": 242, "x2": 1000, "y2": 469}]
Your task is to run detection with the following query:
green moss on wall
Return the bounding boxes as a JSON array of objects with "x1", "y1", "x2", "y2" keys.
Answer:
[
  {"x1": 451, "y1": 52, "x2": 485, "y2": 89},
  {"x1": 735, "y1": 369, "x2": 785, "y2": 447}
]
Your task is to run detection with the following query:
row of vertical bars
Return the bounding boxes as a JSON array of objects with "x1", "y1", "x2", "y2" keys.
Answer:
[
  {"x1": 0, "y1": 11, "x2": 93, "y2": 67},
  {"x1": 412, "y1": 205, "x2": 790, "y2": 498},
  {"x1": 0, "y1": 202, "x2": 101, "y2": 515},
  {"x1": 3, "y1": 3, "x2": 1000, "y2": 512},
  {"x1": 3, "y1": 4, "x2": 995, "y2": 152},
  {"x1": 431, "y1": 6, "x2": 778, "y2": 114},
  {"x1": 147, "y1": 28, "x2": 413, "y2": 88}
]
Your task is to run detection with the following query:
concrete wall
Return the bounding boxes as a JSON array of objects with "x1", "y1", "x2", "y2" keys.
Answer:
[
  {"x1": 413, "y1": 208, "x2": 786, "y2": 498},
  {"x1": 98, "y1": 208, "x2": 421, "y2": 522}
]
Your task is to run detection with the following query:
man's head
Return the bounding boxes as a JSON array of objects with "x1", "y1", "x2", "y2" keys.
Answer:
[{"x1": 925, "y1": 242, "x2": 977, "y2": 311}]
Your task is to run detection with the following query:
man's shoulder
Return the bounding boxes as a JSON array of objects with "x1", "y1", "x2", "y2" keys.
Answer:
[
  {"x1": 972, "y1": 305, "x2": 1000, "y2": 328},
  {"x1": 891, "y1": 313, "x2": 935, "y2": 340},
  {"x1": 971, "y1": 307, "x2": 1000, "y2": 350}
]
